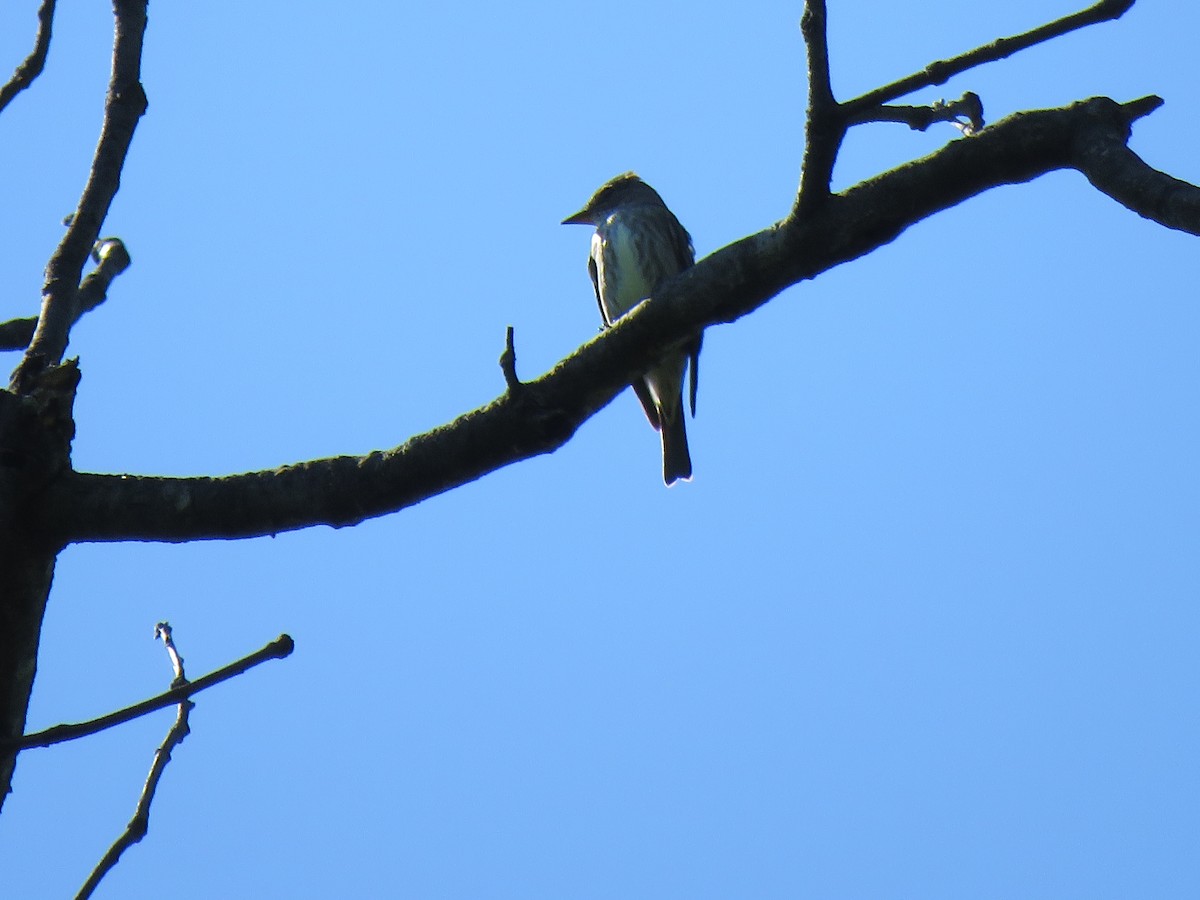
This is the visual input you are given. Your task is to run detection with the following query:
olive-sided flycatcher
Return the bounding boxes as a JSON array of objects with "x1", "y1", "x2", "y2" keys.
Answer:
[{"x1": 562, "y1": 173, "x2": 701, "y2": 486}]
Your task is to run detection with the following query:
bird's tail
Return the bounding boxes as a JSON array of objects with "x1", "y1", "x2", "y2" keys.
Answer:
[{"x1": 661, "y1": 410, "x2": 692, "y2": 486}]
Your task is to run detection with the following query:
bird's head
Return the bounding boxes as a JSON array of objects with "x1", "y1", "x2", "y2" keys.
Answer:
[{"x1": 561, "y1": 172, "x2": 667, "y2": 226}]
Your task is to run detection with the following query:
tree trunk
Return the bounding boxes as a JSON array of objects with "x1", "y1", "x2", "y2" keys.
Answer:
[{"x1": 0, "y1": 365, "x2": 78, "y2": 808}]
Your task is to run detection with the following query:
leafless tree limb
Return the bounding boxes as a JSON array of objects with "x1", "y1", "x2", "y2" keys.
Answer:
[
  {"x1": 500, "y1": 326, "x2": 523, "y2": 392},
  {"x1": 29, "y1": 94, "x2": 1174, "y2": 544},
  {"x1": 1071, "y1": 102, "x2": 1200, "y2": 233},
  {"x1": 10, "y1": 0, "x2": 146, "y2": 393},
  {"x1": 0, "y1": 317, "x2": 36, "y2": 353},
  {"x1": 74, "y1": 624, "x2": 193, "y2": 900},
  {"x1": 10, "y1": 634, "x2": 294, "y2": 751},
  {"x1": 798, "y1": 0, "x2": 838, "y2": 204},
  {"x1": 0, "y1": 0, "x2": 57, "y2": 116},
  {"x1": 0, "y1": 239, "x2": 131, "y2": 352},
  {"x1": 0, "y1": 0, "x2": 149, "y2": 800},
  {"x1": 842, "y1": 0, "x2": 1135, "y2": 117},
  {"x1": 849, "y1": 92, "x2": 985, "y2": 134},
  {"x1": 72, "y1": 628, "x2": 292, "y2": 895},
  {"x1": 795, "y1": 0, "x2": 1133, "y2": 211}
]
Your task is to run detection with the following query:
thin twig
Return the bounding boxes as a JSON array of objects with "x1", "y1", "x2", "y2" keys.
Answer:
[
  {"x1": 499, "y1": 325, "x2": 522, "y2": 391},
  {"x1": 843, "y1": 0, "x2": 1135, "y2": 118},
  {"x1": 75, "y1": 624, "x2": 193, "y2": 900},
  {"x1": 850, "y1": 92, "x2": 985, "y2": 134},
  {"x1": 0, "y1": 0, "x2": 57, "y2": 116},
  {"x1": 0, "y1": 238, "x2": 133, "y2": 352},
  {"x1": 11, "y1": 0, "x2": 148, "y2": 392},
  {"x1": 10, "y1": 634, "x2": 294, "y2": 750},
  {"x1": 154, "y1": 621, "x2": 186, "y2": 684}
]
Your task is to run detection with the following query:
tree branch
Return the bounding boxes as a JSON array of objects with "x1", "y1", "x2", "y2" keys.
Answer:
[
  {"x1": 75, "y1": 624, "x2": 192, "y2": 900},
  {"x1": 0, "y1": 239, "x2": 131, "y2": 352},
  {"x1": 499, "y1": 325, "x2": 523, "y2": 392},
  {"x1": 1071, "y1": 100, "x2": 1200, "y2": 234},
  {"x1": 0, "y1": 0, "x2": 56, "y2": 116},
  {"x1": 10, "y1": 634, "x2": 293, "y2": 750},
  {"x1": 0, "y1": 317, "x2": 36, "y2": 353},
  {"x1": 34, "y1": 96, "x2": 1180, "y2": 546},
  {"x1": 797, "y1": 0, "x2": 841, "y2": 207},
  {"x1": 843, "y1": 0, "x2": 1134, "y2": 118},
  {"x1": 849, "y1": 92, "x2": 985, "y2": 134},
  {"x1": 10, "y1": 0, "x2": 147, "y2": 392}
]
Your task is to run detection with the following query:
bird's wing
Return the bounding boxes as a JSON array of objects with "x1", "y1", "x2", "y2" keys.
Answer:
[
  {"x1": 587, "y1": 253, "x2": 607, "y2": 326},
  {"x1": 670, "y1": 216, "x2": 696, "y2": 272}
]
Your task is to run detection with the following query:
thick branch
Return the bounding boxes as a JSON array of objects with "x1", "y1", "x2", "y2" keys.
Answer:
[
  {"x1": 0, "y1": 361, "x2": 80, "y2": 801},
  {"x1": 11, "y1": 0, "x2": 147, "y2": 391},
  {"x1": 37, "y1": 96, "x2": 1180, "y2": 546},
  {"x1": 1072, "y1": 104, "x2": 1200, "y2": 234},
  {"x1": 0, "y1": 0, "x2": 56, "y2": 116}
]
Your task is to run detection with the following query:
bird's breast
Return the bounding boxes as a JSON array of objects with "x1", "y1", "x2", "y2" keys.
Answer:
[{"x1": 592, "y1": 219, "x2": 654, "y2": 323}]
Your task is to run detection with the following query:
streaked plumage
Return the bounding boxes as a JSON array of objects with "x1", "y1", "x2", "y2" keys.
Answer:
[{"x1": 562, "y1": 173, "x2": 701, "y2": 485}]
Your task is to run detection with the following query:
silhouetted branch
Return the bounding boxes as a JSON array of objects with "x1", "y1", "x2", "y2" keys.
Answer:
[
  {"x1": 797, "y1": 1, "x2": 1128, "y2": 208},
  {"x1": 0, "y1": 317, "x2": 35, "y2": 353},
  {"x1": 1074, "y1": 99, "x2": 1200, "y2": 234},
  {"x1": 34, "y1": 94, "x2": 1181, "y2": 545},
  {"x1": 0, "y1": 238, "x2": 131, "y2": 352},
  {"x1": 798, "y1": 0, "x2": 839, "y2": 204},
  {"x1": 11, "y1": 0, "x2": 147, "y2": 392},
  {"x1": 843, "y1": 0, "x2": 1134, "y2": 118},
  {"x1": 850, "y1": 92, "x2": 985, "y2": 134},
  {"x1": 500, "y1": 326, "x2": 522, "y2": 391},
  {"x1": 11, "y1": 633, "x2": 294, "y2": 750},
  {"x1": 0, "y1": 0, "x2": 56, "y2": 116},
  {"x1": 74, "y1": 624, "x2": 192, "y2": 900}
]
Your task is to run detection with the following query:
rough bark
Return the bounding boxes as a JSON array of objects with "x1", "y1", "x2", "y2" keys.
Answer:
[{"x1": 0, "y1": 365, "x2": 78, "y2": 799}]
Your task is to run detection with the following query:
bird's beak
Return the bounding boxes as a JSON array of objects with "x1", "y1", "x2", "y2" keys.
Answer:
[{"x1": 561, "y1": 208, "x2": 591, "y2": 226}]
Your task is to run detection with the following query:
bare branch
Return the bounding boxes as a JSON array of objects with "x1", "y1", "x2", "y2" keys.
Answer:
[
  {"x1": 850, "y1": 92, "x2": 985, "y2": 134},
  {"x1": 10, "y1": 0, "x2": 147, "y2": 393},
  {"x1": 10, "y1": 634, "x2": 293, "y2": 750},
  {"x1": 74, "y1": 701, "x2": 188, "y2": 899},
  {"x1": 843, "y1": 0, "x2": 1134, "y2": 119},
  {"x1": 798, "y1": 0, "x2": 841, "y2": 206},
  {"x1": 798, "y1": 2, "x2": 1125, "y2": 208},
  {"x1": 499, "y1": 325, "x2": 522, "y2": 391},
  {"x1": 0, "y1": 0, "x2": 56, "y2": 116},
  {"x1": 0, "y1": 318, "x2": 35, "y2": 353},
  {"x1": 33, "y1": 97, "x2": 1175, "y2": 546},
  {"x1": 1074, "y1": 101, "x2": 1200, "y2": 234},
  {"x1": 0, "y1": 238, "x2": 132, "y2": 352},
  {"x1": 153, "y1": 621, "x2": 187, "y2": 684},
  {"x1": 74, "y1": 624, "x2": 194, "y2": 900}
]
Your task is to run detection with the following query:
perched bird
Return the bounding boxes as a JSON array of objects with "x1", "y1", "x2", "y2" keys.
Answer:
[{"x1": 562, "y1": 173, "x2": 701, "y2": 485}]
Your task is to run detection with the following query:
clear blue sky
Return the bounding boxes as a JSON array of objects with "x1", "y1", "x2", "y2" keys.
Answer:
[{"x1": 2, "y1": 1, "x2": 1199, "y2": 897}]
